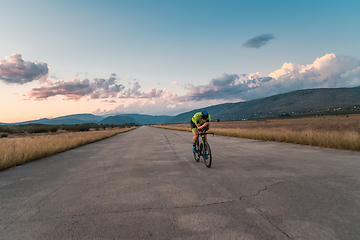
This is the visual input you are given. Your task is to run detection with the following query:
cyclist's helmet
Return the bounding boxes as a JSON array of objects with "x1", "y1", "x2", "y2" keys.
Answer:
[{"x1": 201, "y1": 110, "x2": 208, "y2": 120}]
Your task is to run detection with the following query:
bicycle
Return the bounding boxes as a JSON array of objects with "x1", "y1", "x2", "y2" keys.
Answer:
[{"x1": 193, "y1": 131, "x2": 214, "y2": 168}]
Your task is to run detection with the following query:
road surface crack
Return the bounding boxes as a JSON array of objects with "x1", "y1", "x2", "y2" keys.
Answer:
[
  {"x1": 238, "y1": 181, "x2": 294, "y2": 239},
  {"x1": 163, "y1": 134, "x2": 176, "y2": 154},
  {"x1": 24, "y1": 199, "x2": 240, "y2": 223},
  {"x1": 246, "y1": 200, "x2": 292, "y2": 239},
  {"x1": 238, "y1": 175, "x2": 353, "y2": 239},
  {"x1": 240, "y1": 175, "x2": 353, "y2": 201}
]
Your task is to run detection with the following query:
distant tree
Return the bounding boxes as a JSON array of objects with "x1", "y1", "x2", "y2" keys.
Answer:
[
  {"x1": 26, "y1": 125, "x2": 56, "y2": 134},
  {"x1": 0, "y1": 125, "x2": 15, "y2": 134},
  {"x1": 1, "y1": 133, "x2": 8, "y2": 138},
  {"x1": 49, "y1": 126, "x2": 58, "y2": 132}
]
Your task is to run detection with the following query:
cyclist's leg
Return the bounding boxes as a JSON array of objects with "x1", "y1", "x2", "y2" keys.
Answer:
[
  {"x1": 193, "y1": 130, "x2": 199, "y2": 143},
  {"x1": 190, "y1": 121, "x2": 199, "y2": 143},
  {"x1": 190, "y1": 121, "x2": 199, "y2": 153},
  {"x1": 192, "y1": 131, "x2": 199, "y2": 153}
]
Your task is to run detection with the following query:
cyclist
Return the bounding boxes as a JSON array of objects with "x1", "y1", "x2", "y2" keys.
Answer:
[{"x1": 191, "y1": 110, "x2": 211, "y2": 159}]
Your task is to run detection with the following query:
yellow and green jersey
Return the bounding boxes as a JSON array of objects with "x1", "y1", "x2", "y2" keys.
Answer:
[{"x1": 191, "y1": 112, "x2": 211, "y2": 125}]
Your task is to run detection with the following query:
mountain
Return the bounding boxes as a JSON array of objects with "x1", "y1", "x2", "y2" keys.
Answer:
[
  {"x1": 53, "y1": 114, "x2": 105, "y2": 122},
  {"x1": 117, "y1": 114, "x2": 172, "y2": 125},
  {"x1": 6, "y1": 117, "x2": 89, "y2": 125},
  {"x1": 1, "y1": 113, "x2": 171, "y2": 125},
  {"x1": 98, "y1": 114, "x2": 172, "y2": 125},
  {"x1": 100, "y1": 116, "x2": 139, "y2": 125},
  {"x1": 166, "y1": 88, "x2": 360, "y2": 123},
  {"x1": 4, "y1": 114, "x2": 105, "y2": 125},
  {"x1": 3, "y1": 88, "x2": 359, "y2": 125}
]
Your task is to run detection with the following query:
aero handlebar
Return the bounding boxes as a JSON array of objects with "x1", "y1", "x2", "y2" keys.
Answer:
[{"x1": 197, "y1": 132, "x2": 214, "y2": 136}]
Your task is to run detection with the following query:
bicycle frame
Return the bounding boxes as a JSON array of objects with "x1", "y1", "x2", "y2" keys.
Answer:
[{"x1": 197, "y1": 132, "x2": 207, "y2": 156}]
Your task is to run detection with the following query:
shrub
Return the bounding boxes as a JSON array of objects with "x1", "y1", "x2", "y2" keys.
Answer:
[
  {"x1": 0, "y1": 125, "x2": 15, "y2": 134},
  {"x1": 49, "y1": 126, "x2": 58, "y2": 133},
  {"x1": 76, "y1": 125, "x2": 90, "y2": 132},
  {"x1": 27, "y1": 126, "x2": 50, "y2": 134},
  {"x1": 1, "y1": 133, "x2": 8, "y2": 138}
]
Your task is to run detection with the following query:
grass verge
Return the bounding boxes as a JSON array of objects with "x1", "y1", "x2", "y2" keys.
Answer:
[
  {"x1": 153, "y1": 115, "x2": 360, "y2": 152},
  {"x1": 0, "y1": 127, "x2": 137, "y2": 171}
]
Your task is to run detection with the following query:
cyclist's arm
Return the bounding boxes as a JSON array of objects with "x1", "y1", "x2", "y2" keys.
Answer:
[
  {"x1": 203, "y1": 119, "x2": 210, "y2": 130},
  {"x1": 196, "y1": 122, "x2": 209, "y2": 130}
]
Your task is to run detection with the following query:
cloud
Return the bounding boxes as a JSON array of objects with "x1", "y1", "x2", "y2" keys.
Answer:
[
  {"x1": 102, "y1": 99, "x2": 117, "y2": 103},
  {"x1": 0, "y1": 53, "x2": 49, "y2": 84},
  {"x1": 116, "y1": 82, "x2": 171, "y2": 100},
  {"x1": 242, "y1": 34, "x2": 275, "y2": 49},
  {"x1": 28, "y1": 74, "x2": 176, "y2": 102},
  {"x1": 93, "y1": 98, "x2": 230, "y2": 116},
  {"x1": 91, "y1": 53, "x2": 360, "y2": 116},
  {"x1": 90, "y1": 74, "x2": 124, "y2": 99},
  {"x1": 94, "y1": 99, "x2": 165, "y2": 116},
  {"x1": 171, "y1": 81, "x2": 178, "y2": 85},
  {"x1": 179, "y1": 53, "x2": 360, "y2": 102},
  {"x1": 29, "y1": 74, "x2": 124, "y2": 100},
  {"x1": 266, "y1": 53, "x2": 360, "y2": 90},
  {"x1": 25, "y1": 52, "x2": 360, "y2": 116},
  {"x1": 175, "y1": 73, "x2": 246, "y2": 102}
]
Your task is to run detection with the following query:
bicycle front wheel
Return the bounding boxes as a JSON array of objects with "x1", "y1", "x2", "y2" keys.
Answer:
[{"x1": 203, "y1": 142, "x2": 212, "y2": 168}]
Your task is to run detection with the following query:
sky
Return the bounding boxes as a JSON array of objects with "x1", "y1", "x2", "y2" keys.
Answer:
[{"x1": 1, "y1": 0, "x2": 360, "y2": 123}]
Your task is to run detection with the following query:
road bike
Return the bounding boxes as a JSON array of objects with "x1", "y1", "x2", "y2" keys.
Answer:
[{"x1": 193, "y1": 131, "x2": 214, "y2": 168}]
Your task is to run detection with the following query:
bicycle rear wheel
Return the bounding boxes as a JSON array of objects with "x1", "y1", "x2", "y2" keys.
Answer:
[
  {"x1": 203, "y1": 142, "x2": 212, "y2": 168},
  {"x1": 193, "y1": 141, "x2": 200, "y2": 162}
]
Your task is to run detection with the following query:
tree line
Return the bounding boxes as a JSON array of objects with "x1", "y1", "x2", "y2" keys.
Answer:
[{"x1": 0, "y1": 123, "x2": 138, "y2": 138}]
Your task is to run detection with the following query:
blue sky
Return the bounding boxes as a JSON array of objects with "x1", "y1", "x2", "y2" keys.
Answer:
[{"x1": 1, "y1": 0, "x2": 360, "y2": 122}]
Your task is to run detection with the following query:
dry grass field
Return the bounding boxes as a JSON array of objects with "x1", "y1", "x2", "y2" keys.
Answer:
[
  {"x1": 154, "y1": 115, "x2": 360, "y2": 151},
  {"x1": 0, "y1": 127, "x2": 137, "y2": 171}
]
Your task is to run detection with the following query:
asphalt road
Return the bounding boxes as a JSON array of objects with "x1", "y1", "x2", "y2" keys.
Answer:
[{"x1": 1, "y1": 126, "x2": 360, "y2": 239}]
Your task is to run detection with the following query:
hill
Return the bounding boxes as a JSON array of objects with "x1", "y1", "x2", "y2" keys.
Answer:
[
  {"x1": 53, "y1": 114, "x2": 105, "y2": 122},
  {"x1": 1, "y1": 113, "x2": 172, "y2": 125},
  {"x1": 3, "y1": 114, "x2": 105, "y2": 125},
  {"x1": 3, "y1": 88, "x2": 359, "y2": 125},
  {"x1": 6, "y1": 117, "x2": 89, "y2": 125},
  {"x1": 100, "y1": 116, "x2": 139, "y2": 125},
  {"x1": 117, "y1": 114, "x2": 172, "y2": 125},
  {"x1": 166, "y1": 88, "x2": 360, "y2": 123}
]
